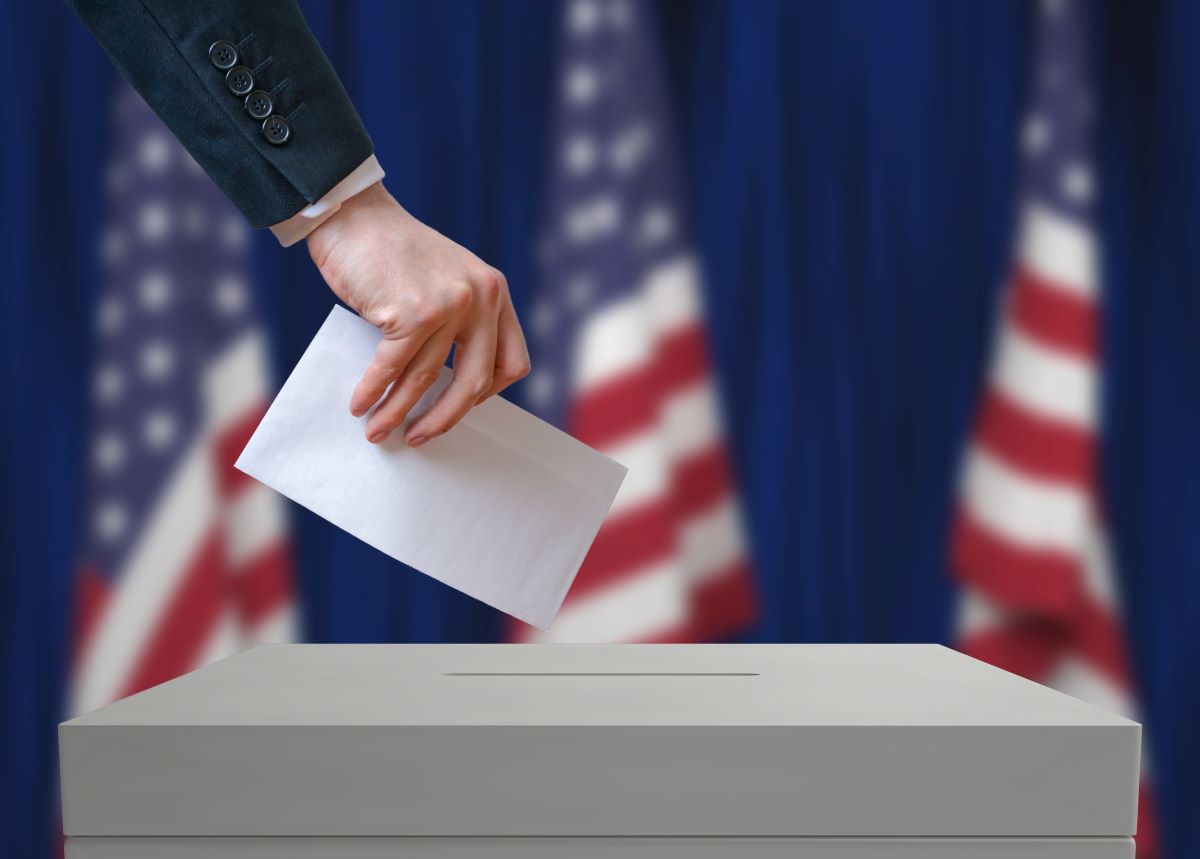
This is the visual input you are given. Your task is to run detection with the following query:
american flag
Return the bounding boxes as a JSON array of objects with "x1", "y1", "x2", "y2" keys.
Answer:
[
  {"x1": 952, "y1": 1, "x2": 1158, "y2": 855},
  {"x1": 69, "y1": 83, "x2": 296, "y2": 718},
  {"x1": 519, "y1": 0, "x2": 755, "y2": 643}
]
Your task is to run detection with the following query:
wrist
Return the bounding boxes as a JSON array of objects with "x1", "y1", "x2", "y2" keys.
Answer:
[
  {"x1": 271, "y1": 155, "x2": 386, "y2": 248},
  {"x1": 307, "y1": 181, "x2": 388, "y2": 266}
]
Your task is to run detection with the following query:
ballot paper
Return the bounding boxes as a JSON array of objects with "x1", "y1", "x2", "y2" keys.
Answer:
[{"x1": 236, "y1": 306, "x2": 626, "y2": 629}]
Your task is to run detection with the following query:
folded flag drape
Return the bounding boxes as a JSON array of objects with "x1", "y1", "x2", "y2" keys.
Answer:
[
  {"x1": 69, "y1": 85, "x2": 296, "y2": 720},
  {"x1": 518, "y1": 0, "x2": 756, "y2": 642},
  {"x1": 951, "y1": 2, "x2": 1158, "y2": 855}
]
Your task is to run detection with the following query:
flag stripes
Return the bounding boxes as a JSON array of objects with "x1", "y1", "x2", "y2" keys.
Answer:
[
  {"x1": 70, "y1": 88, "x2": 295, "y2": 733},
  {"x1": 522, "y1": 0, "x2": 754, "y2": 643},
  {"x1": 950, "y1": 4, "x2": 1156, "y2": 855}
]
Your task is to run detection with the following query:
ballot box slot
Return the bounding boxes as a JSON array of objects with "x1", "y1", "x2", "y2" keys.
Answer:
[{"x1": 443, "y1": 672, "x2": 760, "y2": 677}]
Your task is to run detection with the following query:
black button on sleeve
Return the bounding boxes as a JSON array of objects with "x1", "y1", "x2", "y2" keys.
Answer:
[
  {"x1": 208, "y1": 41, "x2": 238, "y2": 70},
  {"x1": 225, "y1": 66, "x2": 254, "y2": 96},
  {"x1": 244, "y1": 90, "x2": 274, "y2": 120},
  {"x1": 262, "y1": 115, "x2": 290, "y2": 145}
]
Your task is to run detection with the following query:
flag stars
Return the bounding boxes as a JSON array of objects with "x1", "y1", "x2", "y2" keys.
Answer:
[
  {"x1": 565, "y1": 195, "x2": 621, "y2": 244},
  {"x1": 94, "y1": 501, "x2": 129, "y2": 543},
  {"x1": 138, "y1": 134, "x2": 172, "y2": 173},
  {"x1": 568, "y1": 0, "x2": 601, "y2": 35},
  {"x1": 564, "y1": 135, "x2": 598, "y2": 175},
  {"x1": 568, "y1": 0, "x2": 631, "y2": 38},
  {"x1": 137, "y1": 201, "x2": 172, "y2": 243},
  {"x1": 82, "y1": 91, "x2": 266, "y2": 571},
  {"x1": 139, "y1": 340, "x2": 175, "y2": 382},
  {"x1": 138, "y1": 271, "x2": 172, "y2": 312},
  {"x1": 1022, "y1": 115, "x2": 1051, "y2": 155},
  {"x1": 214, "y1": 275, "x2": 248, "y2": 315},
  {"x1": 93, "y1": 433, "x2": 127, "y2": 473},
  {"x1": 1061, "y1": 163, "x2": 1094, "y2": 203},
  {"x1": 94, "y1": 364, "x2": 125, "y2": 404},
  {"x1": 565, "y1": 65, "x2": 601, "y2": 106},
  {"x1": 142, "y1": 409, "x2": 178, "y2": 451}
]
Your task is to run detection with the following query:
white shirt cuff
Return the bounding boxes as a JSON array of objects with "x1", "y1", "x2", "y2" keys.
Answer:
[{"x1": 269, "y1": 154, "x2": 386, "y2": 247}]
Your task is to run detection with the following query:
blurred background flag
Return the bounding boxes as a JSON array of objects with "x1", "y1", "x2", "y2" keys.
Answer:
[
  {"x1": 69, "y1": 86, "x2": 296, "y2": 719},
  {"x1": 951, "y1": 1, "x2": 1158, "y2": 855},
  {"x1": 519, "y1": 0, "x2": 755, "y2": 643}
]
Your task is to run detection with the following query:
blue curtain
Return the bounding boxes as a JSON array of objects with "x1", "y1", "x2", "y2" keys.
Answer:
[{"x1": 1, "y1": 1, "x2": 1197, "y2": 856}]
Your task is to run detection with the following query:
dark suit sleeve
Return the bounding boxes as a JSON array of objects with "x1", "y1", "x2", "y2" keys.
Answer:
[{"x1": 65, "y1": 0, "x2": 375, "y2": 228}]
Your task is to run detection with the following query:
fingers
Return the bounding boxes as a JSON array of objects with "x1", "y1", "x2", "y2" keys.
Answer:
[
  {"x1": 353, "y1": 266, "x2": 528, "y2": 447},
  {"x1": 475, "y1": 297, "x2": 531, "y2": 404},
  {"x1": 350, "y1": 336, "x2": 423, "y2": 418},
  {"x1": 348, "y1": 280, "x2": 473, "y2": 420},
  {"x1": 405, "y1": 282, "x2": 503, "y2": 447},
  {"x1": 364, "y1": 322, "x2": 457, "y2": 443}
]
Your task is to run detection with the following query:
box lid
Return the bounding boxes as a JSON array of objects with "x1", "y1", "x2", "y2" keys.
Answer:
[{"x1": 60, "y1": 644, "x2": 1140, "y2": 838}]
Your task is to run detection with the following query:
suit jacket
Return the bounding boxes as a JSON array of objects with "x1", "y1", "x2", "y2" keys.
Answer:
[{"x1": 67, "y1": 0, "x2": 375, "y2": 228}]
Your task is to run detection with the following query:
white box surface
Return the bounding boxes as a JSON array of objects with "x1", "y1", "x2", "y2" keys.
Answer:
[
  {"x1": 66, "y1": 837, "x2": 1134, "y2": 859},
  {"x1": 60, "y1": 644, "x2": 1139, "y2": 842}
]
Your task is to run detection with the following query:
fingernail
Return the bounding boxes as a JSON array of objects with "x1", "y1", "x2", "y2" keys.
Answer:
[
  {"x1": 351, "y1": 405, "x2": 366, "y2": 417},
  {"x1": 407, "y1": 434, "x2": 427, "y2": 448},
  {"x1": 368, "y1": 429, "x2": 388, "y2": 444}
]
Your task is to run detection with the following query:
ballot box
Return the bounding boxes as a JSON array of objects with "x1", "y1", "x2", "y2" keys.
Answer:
[{"x1": 60, "y1": 644, "x2": 1140, "y2": 858}]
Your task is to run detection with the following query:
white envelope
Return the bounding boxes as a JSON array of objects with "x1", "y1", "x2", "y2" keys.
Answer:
[{"x1": 236, "y1": 306, "x2": 627, "y2": 629}]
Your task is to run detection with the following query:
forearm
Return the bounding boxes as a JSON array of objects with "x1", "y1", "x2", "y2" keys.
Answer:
[{"x1": 65, "y1": 0, "x2": 374, "y2": 228}]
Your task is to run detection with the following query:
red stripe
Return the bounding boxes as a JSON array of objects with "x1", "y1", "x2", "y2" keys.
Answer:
[
  {"x1": 1010, "y1": 266, "x2": 1097, "y2": 358},
  {"x1": 565, "y1": 500, "x2": 676, "y2": 604},
  {"x1": 117, "y1": 529, "x2": 229, "y2": 699},
  {"x1": 233, "y1": 542, "x2": 294, "y2": 627},
  {"x1": 570, "y1": 324, "x2": 709, "y2": 449},
  {"x1": 974, "y1": 388, "x2": 1095, "y2": 485},
  {"x1": 951, "y1": 510, "x2": 1085, "y2": 621},
  {"x1": 572, "y1": 380, "x2": 657, "y2": 451},
  {"x1": 958, "y1": 615, "x2": 1071, "y2": 682},
  {"x1": 657, "y1": 324, "x2": 712, "y2": 390},
  {"x1": 957, "y1": 596, "x2": 1135, "y2": 707},
  {"x1": 688, "y1": 561, "x2": 757, "y2": 641},
  {"x1": 213, "y1": 403, "x2": 267, "y2": 497},
  {"x1": 626, "y1": 622, "x2": 694, "y2": 644},
  {"x1": 674, "y1": 445, "x2": 733, "y2": 518},
  {"x1": 510, "y1": 560, "x2": 754, "y2": 644},
  {"x1": 1072, "y1": 597, "x2": 1134, "y2": 691},
  {"x1": 563, "y1": 564, "x2": 756, "y2": 645},
  {"x1": 71, "y1": 567, "x2": 111, "y2": 666},
  {"x1": 565, "y1": 446, "x2": 738, "y2": 604},
  {"x1": 1135, "y1": 780, "x2": 1161, "y2": 859}
]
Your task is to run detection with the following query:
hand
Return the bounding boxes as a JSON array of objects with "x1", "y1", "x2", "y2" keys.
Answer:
[{"x1": 306, "y1": 183, "x2": 530, "y2": 446}]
